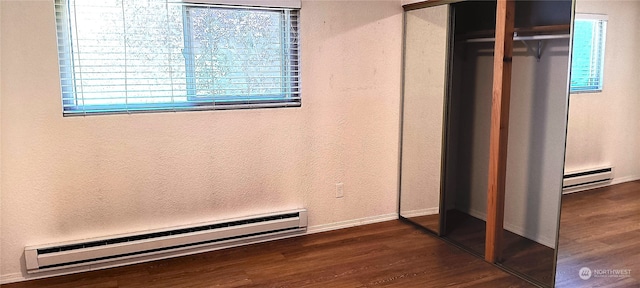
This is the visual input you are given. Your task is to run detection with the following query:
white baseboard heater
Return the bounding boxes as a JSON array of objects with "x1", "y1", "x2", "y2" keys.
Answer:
[
  {"x1": 25, "y1": 209, "x2": 307, "y2": 274},
  {"x1": 563, "y1": 167, "x2": 613, "y2": 190}
]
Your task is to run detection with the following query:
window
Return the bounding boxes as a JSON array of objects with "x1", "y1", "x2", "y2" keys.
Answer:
[
  {"x1": 55, "y1": 0, "x2": 300, "y2": 115},
  {"x1": 570, "y1": 14, "x2": 607, "y2": 93}
]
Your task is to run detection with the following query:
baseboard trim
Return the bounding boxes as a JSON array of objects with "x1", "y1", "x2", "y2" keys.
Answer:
[
  {"x1": 611, "y1": 175, "x2": 640, "y2": 185},
  {"x1": 1, "y1": 273, "x2": 26, "y2": 285},
  {"x1": 563, "y1": 175, "x2": 640, "y2": 194},
  {"x1": 399, "y1": 207, "x2": 439, "y2": 218},
  {"x1": 307, "y1": 213, "x2": 399, "y2": 234}
]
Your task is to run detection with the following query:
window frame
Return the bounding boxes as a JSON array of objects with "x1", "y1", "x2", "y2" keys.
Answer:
[
  {"x1": 570, "y1": 13, "x2": 607, "y2": 94},
  {"x1": 55, "y1": 0, "x2": 301, "y2": 116}
]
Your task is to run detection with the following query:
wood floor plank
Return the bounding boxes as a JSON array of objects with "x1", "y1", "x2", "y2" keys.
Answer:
[
  {"x1": 2, "y1": 220, "x2": 532, "y2": 288},
  {"x1": 555, "y1": 180, "x2": 640, "y2": 288},
  {"x1": 4, "y1": 181, "x2": 637, "y2": 287},
  {"x1": 443, "y1": 209, "x2": 555, "y2": 286}
]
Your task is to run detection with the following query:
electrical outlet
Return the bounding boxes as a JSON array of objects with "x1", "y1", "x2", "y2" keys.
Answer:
[{"x1": 335, "y1": 183, "x2": 344, "y2": 198}]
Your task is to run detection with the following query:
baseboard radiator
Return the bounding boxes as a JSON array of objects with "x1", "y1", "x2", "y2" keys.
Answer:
[
  {"x1": 563, "y1": 167, "x2": 613, "y2": 190},
  {"x1": 25, "y1": 209, "x2": 307, "y2": 274}
]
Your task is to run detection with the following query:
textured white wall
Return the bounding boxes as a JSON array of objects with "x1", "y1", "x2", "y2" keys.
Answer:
[
  {"x1": 0, "y1": 0, "x2": 403, "y2": 281},
  {"x1": 565, "y1": 1, "x2": 640, "y2": 183},
  {"x1": 504, "y1": 40, "x2": 570, "y2": 248}
]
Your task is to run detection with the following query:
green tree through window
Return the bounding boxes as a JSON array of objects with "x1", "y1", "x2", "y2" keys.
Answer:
[{"x1": 55, "y1": 0, "x2": 300, "y2": 115}]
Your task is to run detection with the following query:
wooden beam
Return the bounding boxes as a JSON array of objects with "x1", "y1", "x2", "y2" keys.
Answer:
[{"x1": 485, "y1": 0, "x2": 515, "y2": 263}]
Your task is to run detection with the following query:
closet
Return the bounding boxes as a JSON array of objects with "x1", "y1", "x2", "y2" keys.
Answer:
[{"x1": 398, "y1": 0, "x2": 573, "y2": 287}]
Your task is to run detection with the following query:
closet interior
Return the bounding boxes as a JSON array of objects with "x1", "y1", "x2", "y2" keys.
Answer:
[{"x1": 399, "y1": 0, "x2": 573, "y2": 286}]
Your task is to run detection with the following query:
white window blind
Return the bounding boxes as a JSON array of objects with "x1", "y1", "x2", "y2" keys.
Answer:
[
  {"x1": 187, "y1": 0, "x2": 301, "y2": 9},
  {"x1": 570, "y1": 14, "x2": 607, "y2": 93},
  {"x1": 55, "y1": 0, "x2": 300, "y2": 115}
]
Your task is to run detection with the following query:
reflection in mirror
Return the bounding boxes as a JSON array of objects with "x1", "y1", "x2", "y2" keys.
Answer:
[{"x1": 398, "y1": 4, "x2": 450, "y2": 234}]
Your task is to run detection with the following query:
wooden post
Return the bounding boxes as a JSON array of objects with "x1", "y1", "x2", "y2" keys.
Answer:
[{"x1": 485, "y1": 0, "x2": 515, "y2": 263}]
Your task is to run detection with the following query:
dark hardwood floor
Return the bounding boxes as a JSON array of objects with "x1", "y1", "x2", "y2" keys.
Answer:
[
  {"x1": 443, "y1": 209, "x2": 555, "y2": 286},
  {"x1": 3, "y1": 181, "x2": 637, "y2": 287},
  {"x1": 2, "y1": 221, "x2": 532, "y2": 288},
  {"x1": 443, "y1": 209, "x2": 486, "y2": 256},
  {"x1": 402, "y1": 214, "x2": 440, "y2": 233},
  {"x1": 555, "y1": 180, "x2": 640, "y2": 288}
]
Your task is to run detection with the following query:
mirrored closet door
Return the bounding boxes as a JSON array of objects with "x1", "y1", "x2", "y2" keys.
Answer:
[{"x1": 398, "y1": 4, "x2": 451, "y2": 234}]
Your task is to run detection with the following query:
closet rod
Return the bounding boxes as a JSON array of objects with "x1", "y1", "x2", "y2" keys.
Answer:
[{"x1": 465, "y1": 33, "x2": 570, "y2": 43}]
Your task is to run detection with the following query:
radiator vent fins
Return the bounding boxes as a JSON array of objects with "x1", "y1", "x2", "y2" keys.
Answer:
[
  {"x1": 563, "y1": 167, "x2": 613, "y2": 190},
  {"x1": 25, "y1": 209, "x2": 307, "y2": 274},
  {"x1": 37, "y1": 213, "x2": 300, "y2": 255},
  {"x1": 39, "y1": 227, "x2": 297, "y2": 270}
]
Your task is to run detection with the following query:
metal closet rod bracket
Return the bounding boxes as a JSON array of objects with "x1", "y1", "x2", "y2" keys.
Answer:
[
  {"x1": 515, "y1": 32, "x2": 571, "y2": 61},
  {"x1": 520, "y1": 38, "x2": 544, "y2": 61}
]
